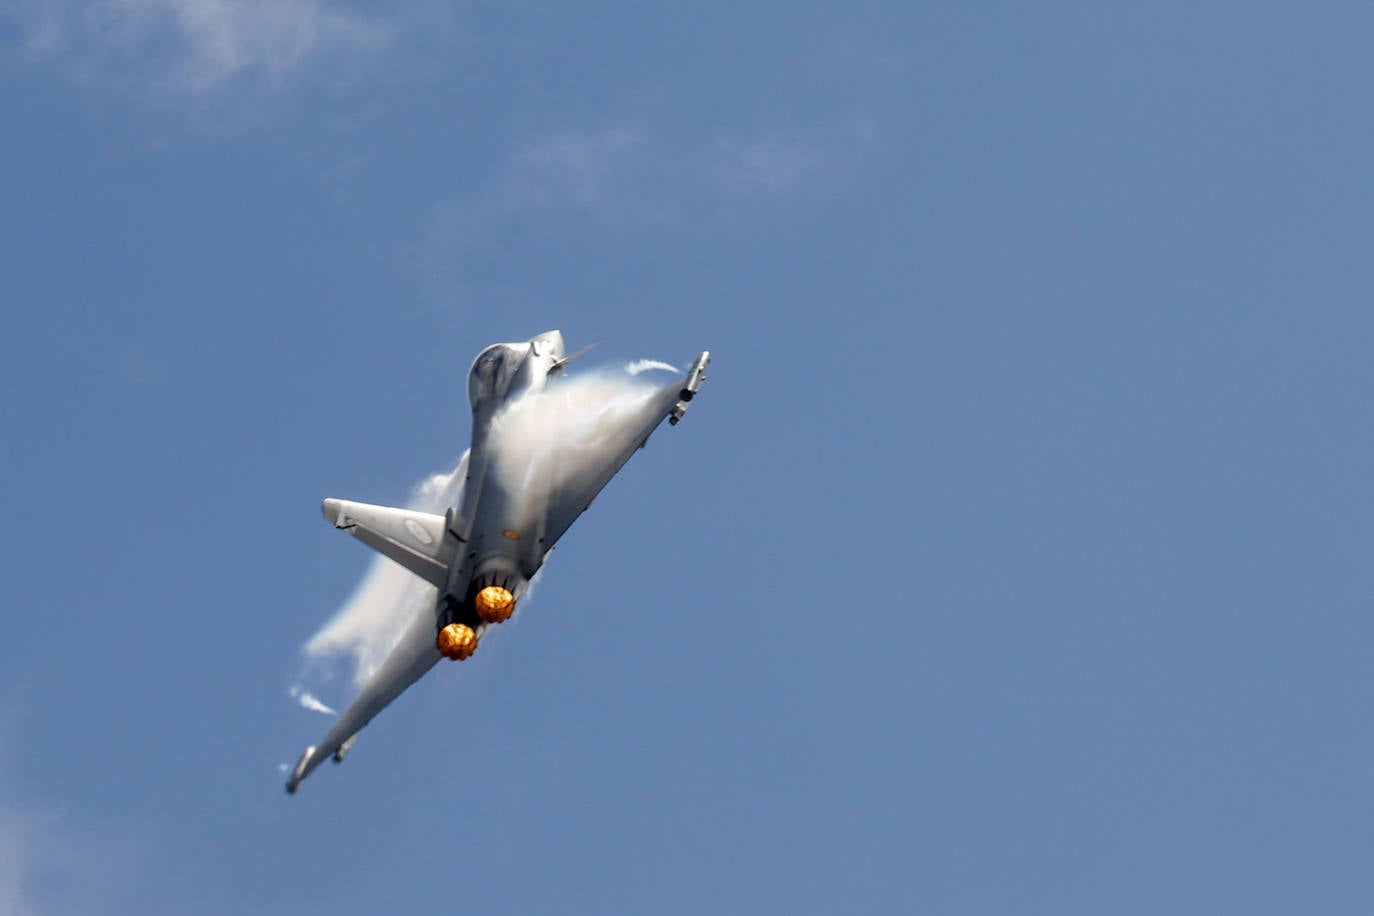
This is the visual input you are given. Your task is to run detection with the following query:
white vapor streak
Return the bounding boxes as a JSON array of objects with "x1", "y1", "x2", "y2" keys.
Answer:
[
  {"x1": 288, "y1": 685, "x2": 337, "y2": 716},
  {"x1": 625, "y1": 359, "x2": 678, "y2": 375},
  {"x1": 300, "y1": 451, "x2": 468, "y2": 688},
  {"x1": 486, "y1": 366, "x2": 667, "y2": 502}
]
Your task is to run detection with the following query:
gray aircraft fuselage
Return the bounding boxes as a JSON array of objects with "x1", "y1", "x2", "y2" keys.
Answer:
[{"x1": 440, "y1": 329, "x2": 568, "y2": 624}]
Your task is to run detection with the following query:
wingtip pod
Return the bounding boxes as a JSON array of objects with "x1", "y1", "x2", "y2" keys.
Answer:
[
  {"x1": 669, "y1": 350, "x2": 710, "y2": 425},
  {"x1": 285, "y1": 746, "x2": 317, "y2": 795}
]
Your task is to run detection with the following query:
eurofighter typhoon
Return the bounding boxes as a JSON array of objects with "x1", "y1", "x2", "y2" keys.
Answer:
[{"x1": 286, "y1": 330, "x2": 710, "y2": 793}]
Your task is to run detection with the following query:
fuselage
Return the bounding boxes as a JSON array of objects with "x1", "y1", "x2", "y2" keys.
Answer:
[{"x1": 440, "y1": 330, "x2": 568, "y2": 631}]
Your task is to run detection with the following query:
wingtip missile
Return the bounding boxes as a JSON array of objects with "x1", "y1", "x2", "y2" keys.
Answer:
[{"x1": 670, "y1": 350, "x2": 710, "y2": 425}]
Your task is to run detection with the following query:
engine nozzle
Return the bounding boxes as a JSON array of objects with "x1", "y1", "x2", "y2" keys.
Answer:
[{"x1": 474, "y1": 585, "x2": 516, "y2": 623}]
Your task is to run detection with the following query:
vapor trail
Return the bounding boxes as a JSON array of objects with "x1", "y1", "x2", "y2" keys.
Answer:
[
  {"x1": 626, "y1": 359, "x2": 678, "y2": 375},
  {"x1": 288, "y1": 685, "x2": 337, "y2": 716},
  {"x1": 487, "y1": 363, "x2": 672, "y2": 501},
  {"x1": 299, "y1": 451, "x2": 468, "y2": 688}
]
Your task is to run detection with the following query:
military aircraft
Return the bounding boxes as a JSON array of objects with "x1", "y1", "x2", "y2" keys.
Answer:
[{"x1": 286, "y1": 330, "x2": 710, "y2": 793}]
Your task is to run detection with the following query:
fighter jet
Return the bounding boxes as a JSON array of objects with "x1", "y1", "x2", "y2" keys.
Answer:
[{"x1": 286, "y1": 330, "x2": 710, "y2": 793}]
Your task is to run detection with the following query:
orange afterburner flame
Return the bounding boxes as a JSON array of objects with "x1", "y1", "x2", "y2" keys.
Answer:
[
  {"x1": 474, "y1": 585, "x2": 515, "y2": 623},
  {"x1": 437, "y1": 623, "x2": 478, "y2": 660}
]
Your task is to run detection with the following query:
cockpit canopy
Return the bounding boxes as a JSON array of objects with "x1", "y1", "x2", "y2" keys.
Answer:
[
  {"x1": 467, "y1": 331, "x2": 566, "y2": 412},
  {"x1": 467, "y1": 343, "x2": 524, "y2": 411}
]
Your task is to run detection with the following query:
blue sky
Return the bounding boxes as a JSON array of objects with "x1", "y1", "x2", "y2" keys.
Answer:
[{"x1": 2, "y1": 2, "x2": 1372, "y2": 913}]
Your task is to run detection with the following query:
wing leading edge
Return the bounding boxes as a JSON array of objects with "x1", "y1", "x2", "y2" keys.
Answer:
[{"x1": 537, "y1": 351, "x2": 710, "y2": 549}]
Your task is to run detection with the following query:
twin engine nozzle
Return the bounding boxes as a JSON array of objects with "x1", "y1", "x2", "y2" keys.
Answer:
[{"x1": 436, "y1": 576, "x2": 521, "y2": 661}]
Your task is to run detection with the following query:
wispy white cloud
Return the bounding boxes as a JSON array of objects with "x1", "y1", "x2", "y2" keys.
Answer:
[
  {"x1": 701, "y1": 117, "x2": 878, "y2": 199},
  {"x1": 479, "y1": 117, "x2": 876, "y2": 223},
  {"x1": 492, "y1": 127, "x2": 675, "y2": 222},
  {"x1": 0, "y1": 805, "x2": 35, "y2": 916},
  {"x1": 3, "y1": 0, "x2": 407, "y2": 96},
  {"x1": 0, "y1": 723, "x2": 138, "y2": 915},
  {"x1": 0, "y1": 794, "x2": 137, "y2": 914},
  {"x1": 703, "y1": 132, "x2": 829, "y2": 197},
  {"x1": 414, "y1": 117, "x2": 878, "y2": 300}
]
